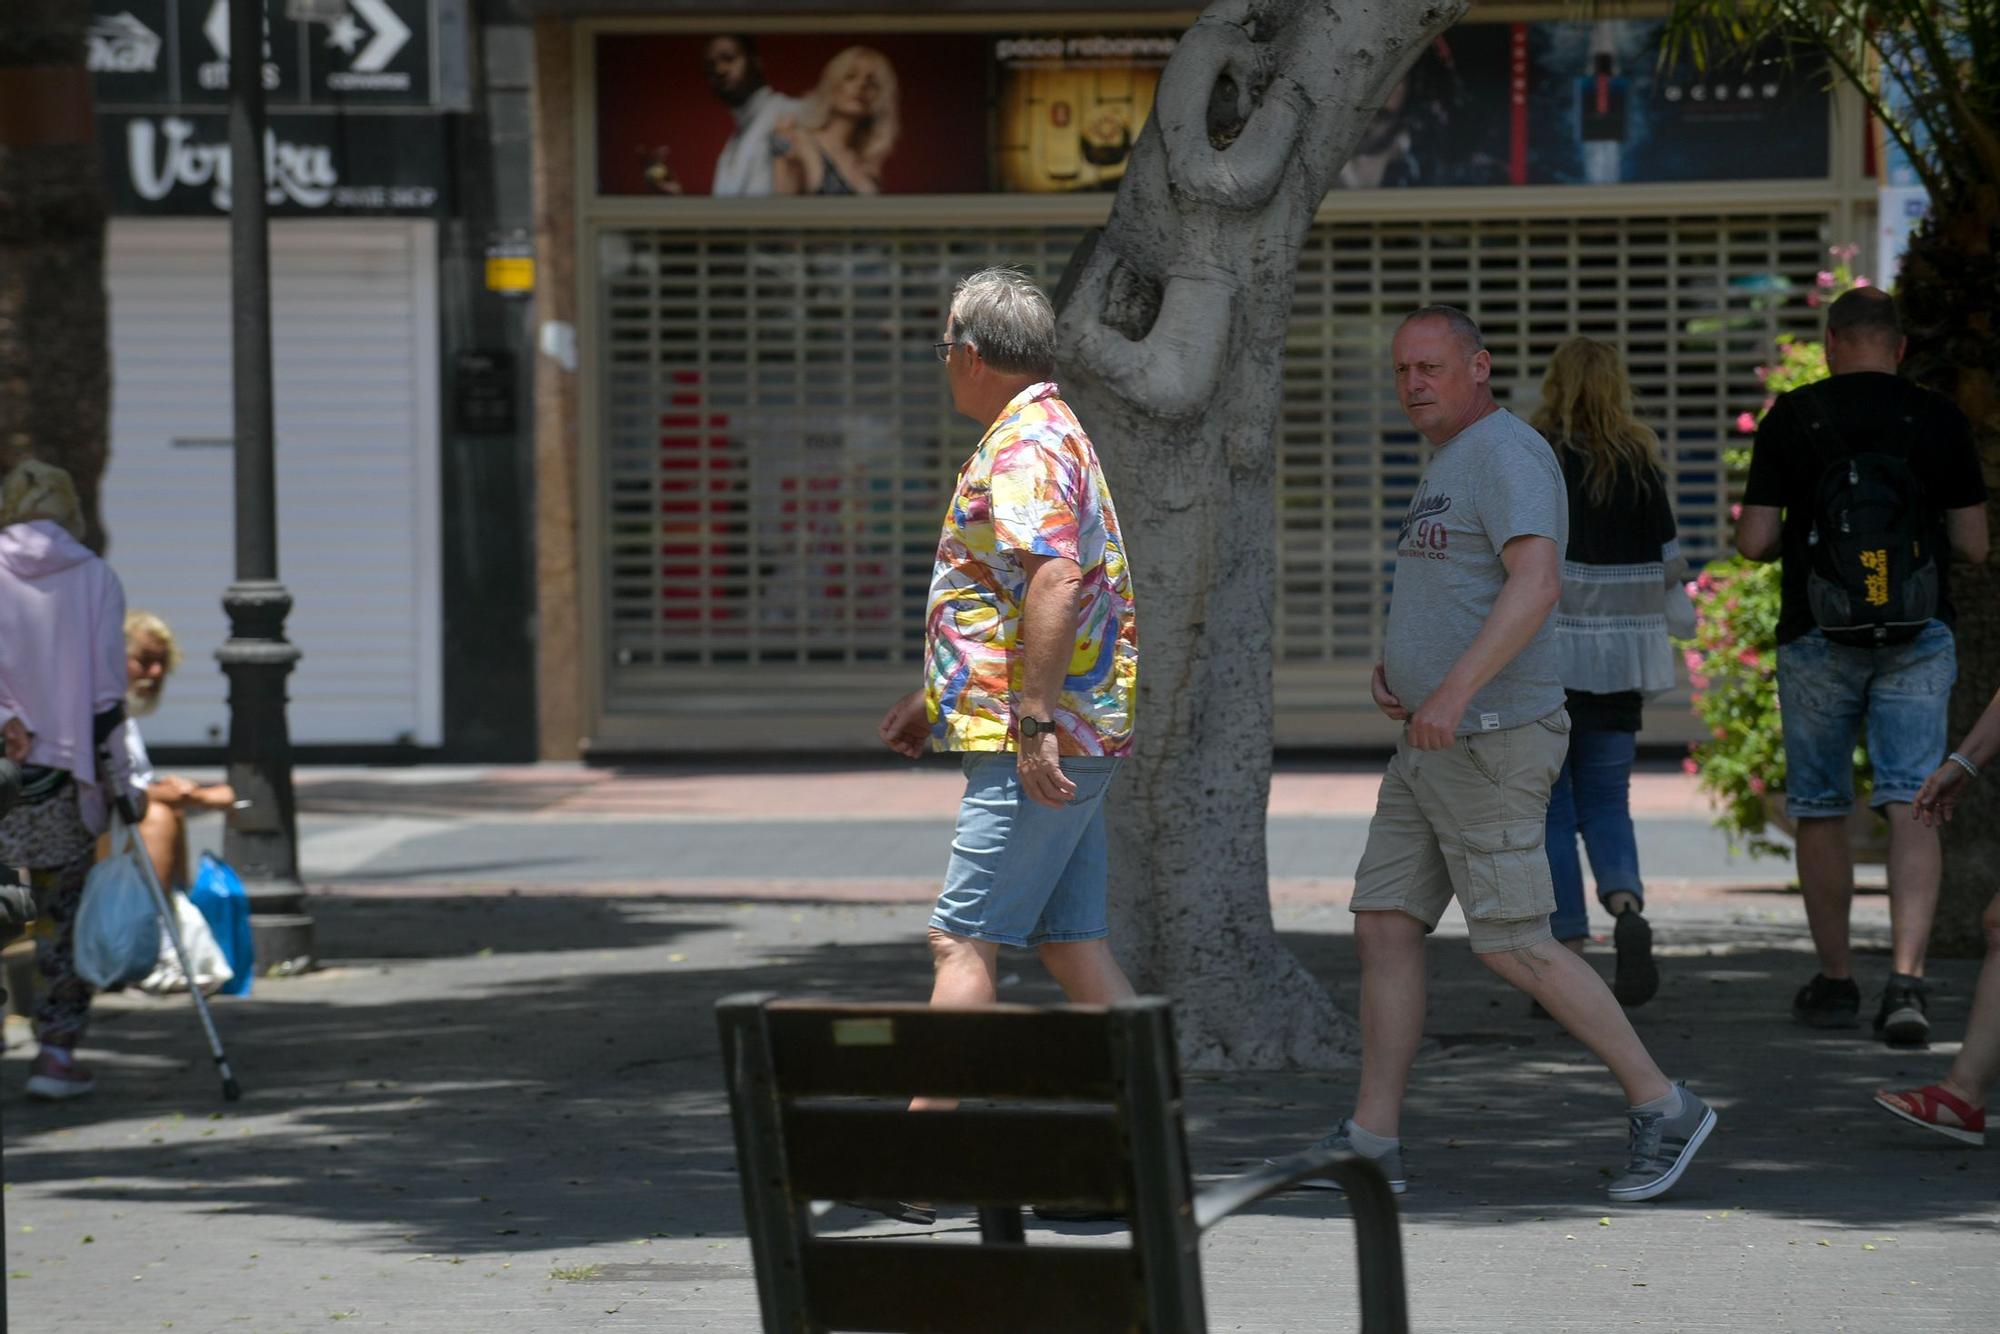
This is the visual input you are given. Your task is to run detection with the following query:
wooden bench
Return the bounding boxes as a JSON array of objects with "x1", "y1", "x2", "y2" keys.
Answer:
[{"x1": 718, "y1": 993, "x2": 1409, "y2": 1333}]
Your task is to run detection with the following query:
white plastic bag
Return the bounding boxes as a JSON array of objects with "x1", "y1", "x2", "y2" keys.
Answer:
[
  {"x1": 138, "y1": 893, "x2": 234, "y2": 996},
  {"x1": 74, "y1": 826, "x2": 161, "y2": 989}
]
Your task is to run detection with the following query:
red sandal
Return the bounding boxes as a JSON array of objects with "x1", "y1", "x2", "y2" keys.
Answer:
[{"x1": 1873, "y1": 1084, "x2": 1987, "y2": 1147}]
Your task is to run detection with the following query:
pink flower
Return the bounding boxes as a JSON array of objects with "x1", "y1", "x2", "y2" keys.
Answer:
[
  {"x1": 1690, "y1": 674, "x2": 1710, "y2": 690},
  {"x1": 1726, "y1": 598, "x2": 1740, "y2": 611},
  {"x1": 1684, "y1": 581, "x2": 1699, "y2": 600},
  {"x1": 1730, "y1": 503, "x2": 1743, "y2": 521},
  {"x1": 1713, "y1": 725, "x2": 1729, "y2": 740},
  {"x1": 1737, "y1": 648, "x2": 1761, "y2": 668},
  {"x1": 1749, "y1": 776, "x2": 1767, "y2": 795},
  {"x1": 1817, "y1": 269, "x2": 1836, "y2": 288},
  {"x1": 1696, "y1": 571, "x2": 1717, "y2": 592},
  {"x1": 1754, "y1": 365, "x2": 1769, "y2": 379},
  {"x1": 1854, "y1": 276, "x2": 1870, "y2": 288},
  {"x1": 1684, "y1": 649, "x2": 1703, "y2": 671},
  {"x1": 1806, "y1": 292, "x2": 1820, "y2": 308},
  {"x1": 1682, "y1": 757, "x2": 1699, "y2": 776},
  {"x1": 1736, "y1": 411, "x2": 1758, "y2": 434}
]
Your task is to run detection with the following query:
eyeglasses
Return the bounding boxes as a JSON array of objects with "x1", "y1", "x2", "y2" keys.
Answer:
[{"x1": 932, "y1": 341, "x2": 959, "y2": 363}]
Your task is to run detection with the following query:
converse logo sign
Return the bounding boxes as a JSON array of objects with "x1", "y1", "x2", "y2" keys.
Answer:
[{"x1": 88, "y1": 12, "x2": 163, "y2": 75}]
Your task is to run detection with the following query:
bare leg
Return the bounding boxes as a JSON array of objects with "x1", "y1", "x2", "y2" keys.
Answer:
[
  {"x1": 1481, "y1": 939, "x2": 1671, "y2": 1106},
  {"x1": 1604, "y1": 891, "x2": 1640, "y2": 917},
  {"x1": 1880, "y1": 802, "x2": 1939, "y2": 978},
  {"x1": 1561, "y1": 937, "x2": 1587, "y2": 957},
  {"x1": 137, "y1": 800, "x2": 185, "y2": 893},
  {"x1": 1794, "y1": 817, "x2": 1855, "y2": 979},
  {"x1": 1036, "y1": 939, "x2": 1135, "y2": 1004},
  {"x1": 1351, "y1": 910, "x2": 1428, "y2": 1139},
  {"x1": 911, "y1": 928, "x2": 1000, "y2": 1112},
  {"x1": 1943, "y1": 898, "x2": 2000, "y2": 1106}
]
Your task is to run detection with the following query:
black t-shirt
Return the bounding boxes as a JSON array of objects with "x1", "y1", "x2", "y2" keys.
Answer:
[{"x1": 1741, "y1": 372, "x2": 1986, "y2": 645}]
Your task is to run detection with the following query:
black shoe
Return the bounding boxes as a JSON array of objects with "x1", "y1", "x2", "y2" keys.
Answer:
[
  {"x1": 1792, "y1": 974, "x2": 1861, "y2": 1029},
  {"x1": 1874, "y1": 974, "x2": 1931, "y2": 1048},
  {"x1": 1611, "y1": 909, "x2": 1660, "y2": 1008},
  {"x1": 840, "y1": 1199, "x2": 937, "y2": 1225}
]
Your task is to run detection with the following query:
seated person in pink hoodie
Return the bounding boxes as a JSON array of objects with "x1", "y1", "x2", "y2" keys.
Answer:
[{"x1": 0, "y1": 461, "x2": 143, "y2": 1102}]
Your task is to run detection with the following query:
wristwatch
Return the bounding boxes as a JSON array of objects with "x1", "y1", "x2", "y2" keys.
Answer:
[{"x1": 1019, "y1": 716, "x2": 1058, "y2": 741}]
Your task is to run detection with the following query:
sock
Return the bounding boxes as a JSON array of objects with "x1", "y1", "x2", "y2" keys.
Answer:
[
  {"x1": 1344, "y1": 1119, "x2": 1400, "y2": 1155},
  {"x1": 1632, "y1": 1084, "x2": 1682, "y2": 1118}
]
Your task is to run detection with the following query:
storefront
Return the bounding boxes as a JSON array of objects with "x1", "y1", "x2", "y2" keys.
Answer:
[
  {"x1": 531, "y1": 3, "x2": 1880, "y2": 755},
  {"x1": 91, "y1": 0, "x2": 539, "y2": 756}
]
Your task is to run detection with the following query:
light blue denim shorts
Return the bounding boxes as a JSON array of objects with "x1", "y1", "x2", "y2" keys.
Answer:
[
  {"x1": 1775, "y1": 620, "x2": 1956, "y2": 817},
  {"x1": 929, "y1": 752, "x2": 1121, "y2": 949}
]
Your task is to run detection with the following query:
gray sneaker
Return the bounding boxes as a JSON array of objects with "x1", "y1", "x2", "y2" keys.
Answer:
[
  {"x1": 1607, "y1": 1084, "x2": 1715, "y2": 1203},
  {"x1": 1269, "y1": 1118, "x2": 1408, "y2": 1194}
]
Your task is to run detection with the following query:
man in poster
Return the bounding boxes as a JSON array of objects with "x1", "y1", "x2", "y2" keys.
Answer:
[{"x1": 650, "y1": 35, "x2": 801, "y2": 197}]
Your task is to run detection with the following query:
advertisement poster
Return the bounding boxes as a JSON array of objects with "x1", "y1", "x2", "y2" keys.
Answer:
[
  {"x1": 595, "y1": 22, "x2": 1828, "y2": 197},
  {"x1": 991, "y1": 34, "x2": 1174, "y2": 193},
  {"x1": 595, "y1": 32, "x2": 991, "y2": 196}
]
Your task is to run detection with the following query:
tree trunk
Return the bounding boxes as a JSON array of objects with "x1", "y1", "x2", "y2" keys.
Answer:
[
  {"x1": 1902, "y1": 182, "x2": 2000, "y2": 956},
  {"x1": 1053, "y1": 0, "x2": 1468, "y2": 1069},
  {"x1": 0, "y1": 0, "x2": 110, "y2": 552}
]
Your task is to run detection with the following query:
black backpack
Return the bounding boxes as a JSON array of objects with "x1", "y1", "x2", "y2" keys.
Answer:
[{"x1": 1795, "y1": 389, "x2": 1937, "y2": 647}]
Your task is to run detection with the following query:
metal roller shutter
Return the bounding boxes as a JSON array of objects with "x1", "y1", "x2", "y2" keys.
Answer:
[
  {"x1": 593, "y1": 211, "x2": 1826, "y2": 750},
  {"x1": 101, "y1": 219, "x2": 443, "y2": 747}
]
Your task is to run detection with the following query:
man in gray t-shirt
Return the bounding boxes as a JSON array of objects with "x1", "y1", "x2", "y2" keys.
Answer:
[
  {"x1": 1382, "y1": 407, "x2": 1567, "y2": 734},
  {"x1": 1269, "y1": 307, "x2": 1714, "y2": 1206}
]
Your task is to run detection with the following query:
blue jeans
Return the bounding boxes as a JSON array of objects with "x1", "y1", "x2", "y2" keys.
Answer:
[
  {"x1": 1544, "y1": 729, "x2": 1643, "y2": 942},
  {"x1": 1774, "y1": 621, "x2": 1955, "y2": 817}
]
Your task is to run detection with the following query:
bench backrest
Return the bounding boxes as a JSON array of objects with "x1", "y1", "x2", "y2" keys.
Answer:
[{"x1": 718, "y1": 994, "x2": 1208, "y2": 1333}]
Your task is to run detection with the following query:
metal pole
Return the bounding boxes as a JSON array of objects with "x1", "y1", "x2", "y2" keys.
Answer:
[{"x1": 221, "y1": 0, "x2": 312, "y2": 972}]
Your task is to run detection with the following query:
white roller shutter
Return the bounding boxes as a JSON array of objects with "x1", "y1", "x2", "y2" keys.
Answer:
[{"x1": 101, "y1": 219, "x2": 442, "y2": 747}]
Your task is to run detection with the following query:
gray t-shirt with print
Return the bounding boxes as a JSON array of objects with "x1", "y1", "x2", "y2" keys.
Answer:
[{"x1": 1383, "y1": 408, "x2": 1568, "y2": 735}]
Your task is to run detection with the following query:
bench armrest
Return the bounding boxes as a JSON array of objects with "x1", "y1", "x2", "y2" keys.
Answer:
[{"x1": 1192, "y1": 1149, "x2": 1409, "y2": 1333}]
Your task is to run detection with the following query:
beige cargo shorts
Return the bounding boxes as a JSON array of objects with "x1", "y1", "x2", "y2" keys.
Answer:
[{"x1": 1350, "y1": 709, "x2": 1571, "y2": 953}]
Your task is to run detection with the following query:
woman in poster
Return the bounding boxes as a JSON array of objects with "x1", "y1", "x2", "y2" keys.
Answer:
[{"x1": 771, "y1": 46, "x2": 901, "y2": 195}]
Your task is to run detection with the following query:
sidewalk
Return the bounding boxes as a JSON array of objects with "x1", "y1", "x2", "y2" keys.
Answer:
[{"x1": 3, "y1": 764, "x2": 1989, "y2": 1331}]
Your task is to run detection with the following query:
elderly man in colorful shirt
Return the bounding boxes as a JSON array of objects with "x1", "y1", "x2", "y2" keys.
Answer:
[{"x1": 879, "y1": 264, "x2": 1141, "y2": 1042}]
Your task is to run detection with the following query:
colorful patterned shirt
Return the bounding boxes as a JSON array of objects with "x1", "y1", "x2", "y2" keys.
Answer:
[{"x1": 924, "y1": 382, "x2": 1138, "y2": 755}]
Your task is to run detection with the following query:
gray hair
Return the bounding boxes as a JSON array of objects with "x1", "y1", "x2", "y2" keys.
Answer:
[
  {"x1": 949, "y1": 267, "x2": 1058, "y2": 378},
  {"x1": 1398, "y1": 304, "x2": 1485, "y2": 355}
]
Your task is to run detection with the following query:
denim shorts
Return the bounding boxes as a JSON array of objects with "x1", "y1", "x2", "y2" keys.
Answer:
[
  {"x1": 1775, "y1": 620, "x2": 1956, "y2": 818},
  {"x1": 929, "y1": 752, "x2": 1121, "y2": 949}
]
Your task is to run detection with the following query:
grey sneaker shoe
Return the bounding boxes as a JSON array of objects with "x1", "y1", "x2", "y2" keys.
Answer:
[
  {"x1": 1607, "y1": 1084, "x2": 1716, "y2": 1203},
  {"x1": 1269, "y1": 1118, "x2": 1408, "y2": 1194}
]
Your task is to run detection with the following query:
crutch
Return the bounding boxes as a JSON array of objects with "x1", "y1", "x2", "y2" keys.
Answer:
[{"x1": 111, "y1": 790, "x2": 242, "y2": 1102}]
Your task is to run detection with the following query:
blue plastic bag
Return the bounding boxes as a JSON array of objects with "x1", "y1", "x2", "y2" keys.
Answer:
[
  {"x1": 75, "y1": 841, "x2": 160, "y2": 988},
  {"x1": 189, "y1": 853, "x2": 254, "y2": 997}
]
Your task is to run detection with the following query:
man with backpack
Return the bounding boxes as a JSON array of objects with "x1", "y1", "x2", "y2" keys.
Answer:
[{"x1": 1738, "y1": 286, "x2": 1988, "y2": 1046}]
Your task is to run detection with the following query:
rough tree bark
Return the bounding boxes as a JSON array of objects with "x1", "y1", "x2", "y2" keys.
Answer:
[
  {"x1": 0, "y1": 0, "x2": 110, "y2": 552},
  {"x1": 1904, "y1": 187, "x2": 2000, "y2": 956},
  {"x1": 1054, "y1": 0, "x2": 1468, "y2": 1069}
]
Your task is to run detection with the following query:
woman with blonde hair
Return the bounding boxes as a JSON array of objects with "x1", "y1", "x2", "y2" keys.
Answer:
[
  {"x1": 771, "y1": 46, "x2": 899, "y2": 195},
  {"x1": 1531, "y1": 336, "x2": 1696, "y2": 1010}
]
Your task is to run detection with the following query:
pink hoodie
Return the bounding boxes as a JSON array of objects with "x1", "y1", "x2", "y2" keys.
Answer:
[{"x1": 0, "y1": 519, "x2": 130, "y2": 834}]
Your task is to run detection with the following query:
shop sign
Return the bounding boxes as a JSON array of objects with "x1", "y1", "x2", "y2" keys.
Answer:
[
  {"x1": 103, "y1": 112, "x2": 449, "y2": 216},
  {"x1": 593, "y1": 19, "x2": 1827, "y2": 198},
  {"x1": 91, "y1": 0, "x2": 437, "y2": 109}
]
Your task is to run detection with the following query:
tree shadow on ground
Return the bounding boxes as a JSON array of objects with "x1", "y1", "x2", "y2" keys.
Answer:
[{"x1": 2, "y1": 893, "x2": 1992, "y2": 1265}]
